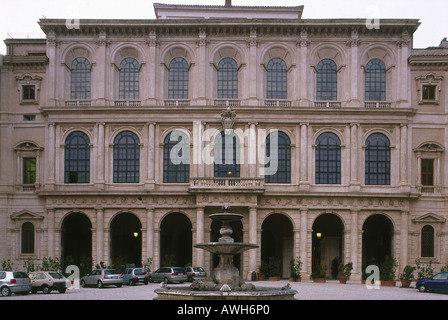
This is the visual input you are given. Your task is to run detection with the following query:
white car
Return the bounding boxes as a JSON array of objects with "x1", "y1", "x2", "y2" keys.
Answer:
[{"x1": 29, "y1": 271, "x2": 68, "y2": 294}]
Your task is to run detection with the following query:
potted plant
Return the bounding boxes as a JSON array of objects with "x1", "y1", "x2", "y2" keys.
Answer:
[
  {"x1": 290, "y1": 256, "x2": 302, "y2": 282},
  {"x1": 338, "y1": 262, "x2": 353, "y2": 284},
  {"x1": 311, "y1": 262, "x2": 326, "y2": 283},
  {"x1": 257, "y1": 260, "x2": 269, "y2": 280},
  {"x1": 268, "y1": 257, "x2": 281, "y2": 281},
  {"x1": 399, "y1": 265, "x2": 415, "y2": 288},
  {"x1": 380, "y1": 257, "x2": 397, "y2": 287}
]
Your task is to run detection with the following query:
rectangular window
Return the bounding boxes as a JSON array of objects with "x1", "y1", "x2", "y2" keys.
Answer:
[
  {"x1": 422, "y1": 85, "x2": 436, "y2": 100},
  {"x1": 23, "y1": 158, "x2": 36, "y2": 185},
  {"x1": 22, "y1": 85, "x2": 36, "y2": 100},
  {"x1": 23, "y1": 115, "x2": 36, "y2": 121},
  {"x1": 421, "y1": 159, "x2": 434, "y2": 186}
]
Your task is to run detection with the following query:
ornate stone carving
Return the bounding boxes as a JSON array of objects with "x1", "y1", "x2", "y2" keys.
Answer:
[{"x1": 221, "y1": 107, "x2": 236, "y2": 134}]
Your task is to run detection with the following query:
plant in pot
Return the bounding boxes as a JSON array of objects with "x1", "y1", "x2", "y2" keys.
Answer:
[
  {"x1": 399, "y1": 265, "x2": 415, "y2": 288},
  {"x1": 258, "y1": 260, "x2": 269, "y2": 280},
  {"x1": 311, "y1": 262, "x2": 326, "y2": 283},
  {"x1": 380, "y1": 256, "x2": 397, "y2": 286},
  {"x1": 290, "y1": 256, "x2": 303, "y2": 282},
  {"x1": 338, "y1": 262, "x2": 353, "y2": 284},
  {"x1": 268, "y1": 257, "x2": 281, "y2": 281}
]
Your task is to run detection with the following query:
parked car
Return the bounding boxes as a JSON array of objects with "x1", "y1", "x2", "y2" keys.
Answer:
[
  {"x1": 0, "y1": 271, "x2": 32, "y2": 296},
  {"x1": 80, "y1": 269, "x2": 123, "y2": 288},
  {"x1": 123, "y1": 267, "x2": 149, "y2": 286},
  {"x1": 29, "y1": 271, "x2": 68, "y2": 294},
  {"x1": 185, "y1": 266, "x2": 206, "y2": 282},
  {"x1": 149, "y1": 267, "x2": 187, "y2": 284},
  {"x1": 416, "y1": 271, "x2": 448, "y2": 292}
]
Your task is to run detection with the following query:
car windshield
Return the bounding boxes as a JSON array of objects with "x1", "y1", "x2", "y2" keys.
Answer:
[
  {"x1": 173, "y1": 268, "x2": 185, "y2": 274},
  {"x1": 49, "y1": 272, "x2": 65, "y2": 279},
  {"x1": 134, "y1": 268, "x2": 147, "y2": 275},
  {"x1": 104, "y1": 269, "x2": 120, "y2": 275}
]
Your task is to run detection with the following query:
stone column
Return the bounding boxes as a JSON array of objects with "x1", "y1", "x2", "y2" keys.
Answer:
[
  {"x1": 400, "y1": 211, "x2": 409, "y2": 270},
  {"x1": 195, "y1": 207, "x2": 205, "y2": 267},
  {"x1": 96, "y1": 209, "x2": 104, "y2": 264},
  {"x1": 249, "y1": 207, "x2": 257, "y2": 279},
  {"x1": 96, "y1": 123, "x2": 105, "y2": 184},
  {"x1": 147, "y1": 30, "x2": 157, "y2": 103},
  {"x1": 351, "y1": 210, "x2": 359, "y2": 275},
  {"x1": 248, "y1": 28, "x2": 258, "y2": 105},
  {"x1": 147, "y1": 123, "x2": 155, "y2": 185},
  {"x1": 298, "y1": 30, "x2": 310, "y2": 106},
  {"x1": 400, "y1": 124, "x2": 408, "y2": 186},
  {"x1": 46, "y1": 123, "x2": 56, "y2": 185},
  {"x1": 350, "y1": 123, "x2": 360, "y2": 187},
  {"x1": 347, "y1": 29, "x2": 360, "y2": 107},
  {"x1": 146, "y1": 208, "x2": 154, "y2": 260},
  {"x1": 300, "y1": 123, "x2": 309, "y2": 189},
  {"x1": 248, "y1": 122, "x2": 257, "y2": 177},
  {"x1": 47, "y1": 209, "x2": 55, "y2": 258},
  {"x1": 46, "y1": 31, "x2": 57, "y2": 106},
  {"x1": 197, "y1": 29, "x2": 207, "y2": 105},
  {"x1": 300, "y1": 209, "x2": 308, "y2": 274}
]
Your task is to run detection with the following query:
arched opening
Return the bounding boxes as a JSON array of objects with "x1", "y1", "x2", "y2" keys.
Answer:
[
  {"x1": 110, "y1": 212, "x2": 142, "y2": 268},
  {"x1": 261, "y1": 214, "x2": 294, "y2": 278},
  {"x1": 160, "y1": 212, "x2": 192, "y2": 267},
  {"x1": 362, "y1": 214, "x2": 394, "y2": 269},
  {"x1": 61, "y1": 212, "x2": 92, "y2": 271},
  {"x1": 312, "y1": 213, "x2": 344, "y2": 279}
]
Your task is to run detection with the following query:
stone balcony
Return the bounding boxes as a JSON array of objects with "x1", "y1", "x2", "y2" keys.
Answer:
[{"x1": 189, "y1": 177, "x2": 265, "y2": 193}]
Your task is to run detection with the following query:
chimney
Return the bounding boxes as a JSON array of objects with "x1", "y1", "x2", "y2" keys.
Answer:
[
  {"x1": 225, "y1": 0, "x2": 232, "y2": 7},
  {"x1": 440, "y1": 38, "x2": 448, "y2": 48}
]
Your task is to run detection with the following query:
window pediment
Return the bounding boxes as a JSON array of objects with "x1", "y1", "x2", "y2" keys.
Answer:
[
  {"x1": 11, "y1": 210, "x2": 44, "y2": 221},
  {"x1": 412, "y1": 212, "x2": 446, "y2": 224},
  {"x1": 413, "y1": 142, "x2": 444, "y2": 153}
]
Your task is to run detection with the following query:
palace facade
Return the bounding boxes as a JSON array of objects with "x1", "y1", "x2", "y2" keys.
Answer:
[{"x1": 1, "y1": 2, "x2": 447, "y2": 280}]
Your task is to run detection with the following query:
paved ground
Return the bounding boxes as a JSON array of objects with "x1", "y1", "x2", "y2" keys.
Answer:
[{"x1": 3, "y1": 279, "x2": 448, "y2": 300}]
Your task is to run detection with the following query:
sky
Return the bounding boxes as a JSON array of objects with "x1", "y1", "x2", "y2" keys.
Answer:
[{"x1": 0, "y1": 0, "x2": 447, "y2": 55}]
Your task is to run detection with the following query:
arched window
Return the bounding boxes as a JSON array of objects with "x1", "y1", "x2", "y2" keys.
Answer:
[
  {"x1": 217, "y1": 57, "x2": 238, "y2": 99},
  {"x1": 365, "y1": 133, "x2": 390, "y2": 185},
  {"x1": 64, "y1": 131, "x2": 90, "y2": 183},
  {"x1": 168, "y1": 57, "x2": 189, "y2": 99},
  {"x1": 21, "y1": 222, "x2": 34, "y2": 254},
  {"x1": 163, "y1": 130, "x2": 190, "y2": 183},
  {"x1": 214, "y1": 131, "x2": 240, "y2": 177},
  {"x1": 119, "y1": 57, "x2": 140, "y2": 99},
  {"x1": 316, "y1": 58, "x2": 337, "y2": 101},
  {"x1": 70, "y1": 57, "x2": 91, "y2": 100},
  {"x1": 315, "y1": 132, "x2": 341, "y2": 184},
  {"x1": 265, "y1": 131, "x2": 291, "y2": 183},
  {"x1": 113, "y1": 131, "x2": 140, "y2": 183},
  {"x1": 266, "y1": 58, "x2": 287, "y2": 99},
  {"x1": 421, "y1": 225, "x2": 434, "y2": 257},
  {"x1": 365, "y1": 59, "x2": 386, "y2": 101}
]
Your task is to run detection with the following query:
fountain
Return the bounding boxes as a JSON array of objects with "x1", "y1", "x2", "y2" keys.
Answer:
[{"x1": 154, "y1": 206, "x2": 297, "y2": 300}]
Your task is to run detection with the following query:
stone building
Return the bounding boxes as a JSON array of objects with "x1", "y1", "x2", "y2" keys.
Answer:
[{"x1": 1, "y1": 2, "x2": 447, "y2": 280}]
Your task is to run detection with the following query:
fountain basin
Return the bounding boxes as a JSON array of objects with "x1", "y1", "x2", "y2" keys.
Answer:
[
  {"x1": 194, "y1": 242, "x2": 258, "y2": 255},
  {"x1": 154, "y1": 285, "x2": 297, "y2": 300}
]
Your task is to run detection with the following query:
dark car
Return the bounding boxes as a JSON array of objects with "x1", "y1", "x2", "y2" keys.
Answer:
[
  {"x1": 416, "y1": 271, "x2": 448, "y2": 292},
  {"x1": 123, "y1": 268, "x2": 149, "y2": 286},
  {"x1": 149, "y1": 267, "x2": 187, "y2": 284}
]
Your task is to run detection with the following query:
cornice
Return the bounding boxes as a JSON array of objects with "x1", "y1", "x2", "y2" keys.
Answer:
[{"x1": 38, "y1": 18, "x2": 420, "y2": 38}]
